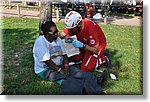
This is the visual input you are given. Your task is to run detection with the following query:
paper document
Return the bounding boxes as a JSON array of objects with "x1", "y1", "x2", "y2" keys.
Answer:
[{"x1": 62, "y1": 35, "x2": 80, "y2": 57}]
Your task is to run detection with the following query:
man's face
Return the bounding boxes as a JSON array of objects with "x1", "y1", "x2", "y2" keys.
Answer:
[
  {"x1": 68, "y1": 21, "x2": 82, "y2": 36},
  {"x1": 45, "y1": 26, "x2": 58, "y2": 43}
]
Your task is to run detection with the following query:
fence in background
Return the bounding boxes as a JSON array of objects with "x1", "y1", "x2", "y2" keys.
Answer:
[{"x1": 1, "y1": 2, "x2": 142, "y2": 24}]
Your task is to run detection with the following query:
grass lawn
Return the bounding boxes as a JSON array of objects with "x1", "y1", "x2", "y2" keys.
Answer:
[{"x1": 1, "y1": 17, "x2": 143, "y2": 95}]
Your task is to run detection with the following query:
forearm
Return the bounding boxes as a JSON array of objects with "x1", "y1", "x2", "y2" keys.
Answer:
[
  {"x1": 83, "y1": 44, "x2": 99, "y2": 54},
  {"x1": 84, "y1": 41, "x2": 106, "y2": 55},
  {"x1": 58, "y1": 31, "x2": 67, "y2": 39},
  {"x1": 44, "y1": 59, "x2": 61, "y2": 71},
  {"x1": 44, "y1": 59, "x2": 67, "y2": 75},
  {"x1": 63, "y1": 54, "x2": 68, "y2": 64}
]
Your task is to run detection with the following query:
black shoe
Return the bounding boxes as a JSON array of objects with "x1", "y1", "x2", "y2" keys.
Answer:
[
  {"x1": 97, "y1": 69, "x2": 109, "y2": 86},
  {"x1": 102, "y1": 55, "x2": 111, "y2": 68}
]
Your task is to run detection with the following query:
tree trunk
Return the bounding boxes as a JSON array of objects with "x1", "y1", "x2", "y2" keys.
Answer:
[
  {"x1": 39, "y1": 0, "x2": 52, "y2": 33},
  {"x1": 102, "y1": 0, "x2": 109, "y2": 25},
  {"x1": 104, "y1": 11, "x2": 107, "y2": 25}
]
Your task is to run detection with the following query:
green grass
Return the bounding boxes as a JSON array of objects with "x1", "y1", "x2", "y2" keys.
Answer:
[{"x1": 2, "y1": 17, "x2": 142, "y2": 95}]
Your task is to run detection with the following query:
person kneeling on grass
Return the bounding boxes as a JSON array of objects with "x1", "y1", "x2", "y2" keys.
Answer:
[{"x1": 33, "y1": 21, "x2": 104, "y2": 95}]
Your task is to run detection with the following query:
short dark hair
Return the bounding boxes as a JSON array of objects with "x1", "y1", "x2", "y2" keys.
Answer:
[{"x1": 41, "y1": 21, "x2": 56, "y2": 35}]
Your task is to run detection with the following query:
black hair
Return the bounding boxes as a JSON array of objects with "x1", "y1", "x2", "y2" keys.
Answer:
[{"x1": 41, "y1": 21, "x2": 57, "y2": 36}]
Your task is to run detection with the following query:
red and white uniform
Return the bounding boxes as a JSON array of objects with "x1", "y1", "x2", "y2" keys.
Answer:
[
  {"x1": 85, "y1": 3, "x2": 95, "y2": 18},
  {"x1": 64, "y1": 19, "x2": 107, "y2": 72}
]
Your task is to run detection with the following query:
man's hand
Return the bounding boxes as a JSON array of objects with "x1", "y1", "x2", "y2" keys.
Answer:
[
  {"x1": 64, "y1": 68, "x2": 69, "y2": 75},
  {"x1": 59, "y1": 69, "x2": 66, "y2": 75},
  {"x1": 60, "y1": 69, "x2": 69, "y2": 75},
  {"x1": 58, "y1": 31, "x2": 66, "y2": 38},
  {"x1": 72, "y1": 40, "x2": 84, "y2": 48}
]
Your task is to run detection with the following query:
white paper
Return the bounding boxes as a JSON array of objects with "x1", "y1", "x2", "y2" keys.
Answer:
[
  {"x1": 110, "y1": 73, "x2": 117, "y2": 80},
  {"x1": 62, "y1": 35, "x2": 80, "y2": 57}
]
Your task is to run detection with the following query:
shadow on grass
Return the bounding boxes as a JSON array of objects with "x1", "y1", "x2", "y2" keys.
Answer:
[
  {"x1": 103, "y1": 48, "x2": 122, "y2": 89},
  {"x1": 2, "y1": 28, "x2": 123, "y2": 95},
  {"x1": 105, "y1": 48, "x2": 122, "y2": 69},
  {"x1": 2, "y1": 28, "x2": 42, "y2": 94},
  {"x1": 2, "y1": 28, "x2": 62, "y2": 95}
]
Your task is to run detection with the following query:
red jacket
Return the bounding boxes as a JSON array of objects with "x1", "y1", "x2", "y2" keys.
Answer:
[{"x1": 64, "y1": 19, "x2": 107, "y2": 72}]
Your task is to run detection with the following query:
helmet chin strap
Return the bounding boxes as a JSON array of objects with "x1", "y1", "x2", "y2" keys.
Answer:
[{"x1": 77, "y1": 21, "x2": 83, "y2": 32}]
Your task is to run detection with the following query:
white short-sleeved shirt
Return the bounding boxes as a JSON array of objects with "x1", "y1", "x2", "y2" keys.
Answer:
[{"x1": 33, "y1": 35, "x2": 66, "y2": 74}]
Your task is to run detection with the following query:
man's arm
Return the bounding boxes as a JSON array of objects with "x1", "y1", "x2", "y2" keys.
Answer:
[
  {"x1": 63, "y1": 54, "x2": 69, "y2": 65},
  {"x1": 58, "y1": 31, "x2": 67, "y2": 39},
  {"x1": 72, "y1": 40, "x2": 99, "y2": 54},
  {"x1": 84, "y1": 39, "x2": 106, "y2": 55},
  {"x1": 83, "y1": 44, "x2": 99, "y2": 54},
  {"x1": 62, "y1": 54, "x2": 69, "y2": 74},
  {"x1": 43, "y1": 59, "x2": 66, "y2": 75}
]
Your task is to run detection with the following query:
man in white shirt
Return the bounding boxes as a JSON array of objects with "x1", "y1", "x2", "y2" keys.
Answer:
[{"x1": 33, "y1": 21, "x2": 69, "y2": 85}]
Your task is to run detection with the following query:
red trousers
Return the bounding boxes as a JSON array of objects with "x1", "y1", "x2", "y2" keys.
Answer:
[{"x1": 70, "y1": 51, "x2": 106, "y2": 72}]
